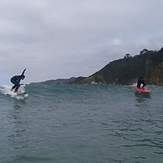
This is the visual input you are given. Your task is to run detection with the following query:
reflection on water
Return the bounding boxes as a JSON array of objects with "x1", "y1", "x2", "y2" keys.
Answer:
[
  {"x1": 13, "y1": 100, "x2": 26, "y2": 110},
  {"x1": 7, "y1": 99, "x2": 29, "y2": 160},
  {"x1": 134, "y1": 92, "x2": 151, "y2": 105}
]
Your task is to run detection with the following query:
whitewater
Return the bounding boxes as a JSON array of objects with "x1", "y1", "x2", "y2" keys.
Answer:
[{"x1": 0, "y1": 83, "x2": 163, "y2": 163}]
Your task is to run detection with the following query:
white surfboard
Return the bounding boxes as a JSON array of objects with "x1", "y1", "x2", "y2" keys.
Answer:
[{"x1": 0, "y1": 85, "x2": 28, "y2": 99}]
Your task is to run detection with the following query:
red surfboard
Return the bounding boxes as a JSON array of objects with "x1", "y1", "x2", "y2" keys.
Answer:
[{"x1": 135, "y1": 87, "x2": 151, "y2": 94}]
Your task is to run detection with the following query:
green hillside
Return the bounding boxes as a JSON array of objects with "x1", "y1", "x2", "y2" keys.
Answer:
[{"x1": 74, "y1": 48, "x2": 163, "y2": 85}]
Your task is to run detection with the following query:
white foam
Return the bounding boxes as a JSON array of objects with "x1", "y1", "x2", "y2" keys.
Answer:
[{"x1": 0, "y1": 85, "x2": 28, "y2": 100}]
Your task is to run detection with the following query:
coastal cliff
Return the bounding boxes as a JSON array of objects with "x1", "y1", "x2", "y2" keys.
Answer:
[{"x1": 74, "y1": 48, "x2": 163, "y2": 85}]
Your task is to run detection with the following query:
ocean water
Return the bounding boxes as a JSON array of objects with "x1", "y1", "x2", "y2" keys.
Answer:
[{"x1": 0, "y1": 83, "x2": 163, "y2": 163}]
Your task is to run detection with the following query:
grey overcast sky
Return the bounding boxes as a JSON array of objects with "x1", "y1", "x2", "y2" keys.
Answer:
[{"x1": 0, "y1": 0, "x2": 163, "y2": 84}]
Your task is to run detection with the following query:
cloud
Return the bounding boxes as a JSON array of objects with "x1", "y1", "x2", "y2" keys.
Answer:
[{"x1": 0, "y1": 0, "x2": 163, "y2": 83}]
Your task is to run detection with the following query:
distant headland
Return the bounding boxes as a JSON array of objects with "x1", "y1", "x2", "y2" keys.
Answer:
[{"x1": 34, "y1": 47, "x2": 163, "y2": 85}]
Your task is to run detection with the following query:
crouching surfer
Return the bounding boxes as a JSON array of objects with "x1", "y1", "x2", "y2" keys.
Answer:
[
  {"x1": 137, "y1": 76, "x2": 146, "y2": 89},
  {"x1": 136, "y1": 77, "x2": 151, "y2": 94},
  {"x1": 10, "y1": 69, "x2": 26, "y2": 93}
]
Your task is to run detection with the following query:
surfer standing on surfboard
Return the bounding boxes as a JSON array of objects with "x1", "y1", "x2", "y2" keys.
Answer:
[
  {"x1": 137, "y1": 76, "x2": 146, "y2": 88},
  {"x1": 10, "y1": 69, "x2": 26, "y2": 92}
]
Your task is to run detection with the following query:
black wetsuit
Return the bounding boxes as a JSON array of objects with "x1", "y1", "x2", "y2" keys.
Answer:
[
  {"x1": 10, "y1": 76, "x2": 22, "y2": 92},
  {"x1": 10, "y1": 69, "x2": 26, "y2": 92},
  {"x1": 137, "y1": 78, "x2": 146, "y2": 88}
]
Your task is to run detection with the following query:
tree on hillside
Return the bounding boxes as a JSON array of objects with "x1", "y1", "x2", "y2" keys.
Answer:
[
  {"x1": 124, "y1": 53, "x2": 132, "y2": 59},
  {"x1": 140, "y1": 49, "x2": 149, "y2": 55}
]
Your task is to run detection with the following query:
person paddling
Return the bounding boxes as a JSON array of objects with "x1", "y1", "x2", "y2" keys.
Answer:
[
  {"x1": 137, "y1": 76, "x2": 146, "y2": 89},
  {"x1": 10, "y1": 69, "x2": 26, "y2": 92}
]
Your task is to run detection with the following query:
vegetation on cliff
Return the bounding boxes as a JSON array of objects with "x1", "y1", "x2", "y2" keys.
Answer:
[{"x1": 74, "y1": 47, "x2": 163, "y2": 85}]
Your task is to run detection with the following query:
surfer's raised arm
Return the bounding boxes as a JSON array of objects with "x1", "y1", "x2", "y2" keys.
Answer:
[{"x1": 21, "y1": 68, "x2": 26, "y2": 76}]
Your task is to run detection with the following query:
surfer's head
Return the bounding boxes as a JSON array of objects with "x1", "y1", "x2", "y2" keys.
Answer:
[{"x1": 21, "y1": 75, "x2": 25, "y2": 80}]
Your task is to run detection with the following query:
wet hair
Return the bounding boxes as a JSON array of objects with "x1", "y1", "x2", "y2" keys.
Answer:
[{"x1": 21, "y1": 75, "x2": 25, "y2": 80}]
